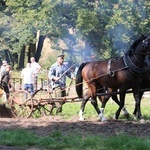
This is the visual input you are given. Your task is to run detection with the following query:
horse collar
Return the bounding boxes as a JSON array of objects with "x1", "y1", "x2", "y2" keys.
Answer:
[{"x1": 123, "y1": 54, "x2": 142, "y2": 76}]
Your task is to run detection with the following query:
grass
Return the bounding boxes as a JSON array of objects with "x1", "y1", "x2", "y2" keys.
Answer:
[
  {"x1": 0, "y1": 129, "x2": 150, "y2": 150},
  {"x1": 61, "y1": 93, "x2": 150, "y2": 121}
]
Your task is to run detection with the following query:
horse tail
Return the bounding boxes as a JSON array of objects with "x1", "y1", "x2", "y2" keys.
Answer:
[{"x1": 76, "y1": 62, "x2": 87, "y2": 98}]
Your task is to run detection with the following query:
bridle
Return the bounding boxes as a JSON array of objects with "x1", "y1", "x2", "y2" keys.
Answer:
[
  {"x1": 142, "y1": 37, "x2": 150, "y2": 48},
  {"x1": 123, "y1": 36, "x2": 150, "y2": 76}
]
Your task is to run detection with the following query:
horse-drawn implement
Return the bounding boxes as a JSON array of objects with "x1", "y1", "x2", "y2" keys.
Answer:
[{"x1": 6, "y1": 78, "x2": 80, "y2": 118}]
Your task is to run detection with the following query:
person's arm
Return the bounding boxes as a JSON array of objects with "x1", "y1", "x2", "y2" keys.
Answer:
[
  {"x1": 21, "y1": 70, "x2": 24, "y2": 78},
  {"x1": 49, "y1": 66, "x2": 60, "y2": 81},
  {"x1": 0, "y1": 71, "x2": 5, "y2": 82},
  {"x1": 66, "y1": 69, "x2": 76, "y2": 80},
  {"x1": 36, "y1": 63, "x2": 41, "y2": 74}
]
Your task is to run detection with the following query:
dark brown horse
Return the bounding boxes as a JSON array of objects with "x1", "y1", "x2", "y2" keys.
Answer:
[
  {"x1": 98, "y1": 46, "x2": 150, "y2": 121},
  {"x1": 101, "y1": 63, "x2": 150, "y2": 121},
  {"x1": 76, "y1": 35, "x2": 150, "y2": 121}
]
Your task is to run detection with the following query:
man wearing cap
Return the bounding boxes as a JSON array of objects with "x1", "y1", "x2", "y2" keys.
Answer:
[{"x1": 49, "y1": 54, "x2": 75, "y2": 113}]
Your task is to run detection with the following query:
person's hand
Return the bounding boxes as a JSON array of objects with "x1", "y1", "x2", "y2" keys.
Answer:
[
  {"x1": 72, "y1": 77, "x2": 76, "y2": 80},
  {"x1": 54, "y1": 77, "x2": 60, "y2": 81}
]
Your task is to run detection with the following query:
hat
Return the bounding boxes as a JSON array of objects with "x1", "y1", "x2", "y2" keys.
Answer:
[{"x1": 57, "y1": 54, "x2": 65, "y2": 58}]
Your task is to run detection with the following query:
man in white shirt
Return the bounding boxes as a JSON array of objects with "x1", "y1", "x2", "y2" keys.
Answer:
[
  {"x1": 30, "y1": 57, "x2": 41, "y2": 91},
  {"x1": 21, "y1": 63, "x2": 35, "y2": 96}
]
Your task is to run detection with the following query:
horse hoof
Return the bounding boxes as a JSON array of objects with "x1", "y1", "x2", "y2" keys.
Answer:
[
  {"x1": 133, "y1": 115, "x2": 137, "y2": 120},
  {"x1": 101, "y1": 117, "x2": 108, "y2": 122},
  {"x1": 79, "y1": 117, "x2": 85, "y2": 121},
  {"x1": 139, "y1": 118, "x2": 145, "y2": 124},
  {"x1": 113, "y1": 114, "x2": 117, "y2": 120}
]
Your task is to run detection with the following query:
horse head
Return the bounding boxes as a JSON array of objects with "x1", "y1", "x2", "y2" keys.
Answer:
[{"x1": 127, "y1": 35, "x2": 150, "y2": 55}]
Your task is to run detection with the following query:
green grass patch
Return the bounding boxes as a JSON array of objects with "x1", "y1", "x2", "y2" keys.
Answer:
[
  {"x1": 0, "y1": 129, "x2": 150, "y2": 150},
  {"x1": 60, "y1": 93, "x2": 150, "y2": 121}
]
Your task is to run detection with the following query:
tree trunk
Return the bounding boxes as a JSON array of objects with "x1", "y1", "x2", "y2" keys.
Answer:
[
  {"x1": 35, "y1": 35, "x2": 45, "y2": 62},
  {"x1": 28, "y1": 43, "x2": 36, "y2": 62},
  {"x1": 18, "y1": 45, "x2": 25, "y2": 69}
]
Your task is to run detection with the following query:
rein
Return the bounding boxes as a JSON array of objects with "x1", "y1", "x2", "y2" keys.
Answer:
[{"x1": 86, "y1": 66, "x2": 129, "y2": 84}]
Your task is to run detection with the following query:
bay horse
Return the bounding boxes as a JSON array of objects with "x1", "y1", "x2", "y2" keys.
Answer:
[
  {"x1": 100, "y1": 62, "x2": 150, "y2": 121},
  {"x1": 76, "y1": 35, "x2": 150, "y2": 121},
  {"x1": 98, "y1": 46, "x2": 150, "y2": 121}
]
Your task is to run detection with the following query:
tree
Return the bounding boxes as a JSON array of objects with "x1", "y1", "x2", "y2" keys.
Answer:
[{"x1": 0, "y1": 0, "x2": 149, "y2": 68}]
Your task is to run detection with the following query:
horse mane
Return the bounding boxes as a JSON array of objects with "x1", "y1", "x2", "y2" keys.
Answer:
[{"x1": 127, "y1": 34, "x2": 147, "y2": 53}]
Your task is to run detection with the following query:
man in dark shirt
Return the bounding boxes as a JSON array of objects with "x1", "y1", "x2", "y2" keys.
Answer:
[
  {"x1": 0, "y1": 65, "x2": 12, "y2": 100},
  {"x1": 49, "y1": 54, "x2": 75, "y2": 113}
]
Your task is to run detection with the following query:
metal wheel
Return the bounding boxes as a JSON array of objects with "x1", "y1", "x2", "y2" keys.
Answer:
[
  {"x1": 31, "y1": 88, "x2": 54, "y2": 117},
  {"x1": 10, "y1": 90, "x2": 33, "y2": 118},
  {"x1": 33, "y1": 88, "x2": 51, "y2": 100}
]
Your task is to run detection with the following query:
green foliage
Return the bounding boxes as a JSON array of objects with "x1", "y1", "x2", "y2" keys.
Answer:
[{"x1": 0, "y1": 0, "x2": 149, "y2": 60}]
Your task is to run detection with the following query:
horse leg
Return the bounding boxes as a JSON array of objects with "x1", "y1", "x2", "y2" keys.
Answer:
[
  {"x1": 133, "y1": 90, "x2": 142, "y2": 119},
  {"x1": 90, "y1": 97, "x2": 101, "y2": 117},
  {"x1": 98, "y1": 94, "x2": 110, "y2": 121},
  {"x1": 114, "y1": 90, "x2": 126, "y2": 120},
  {"x1": 79, "y1": 91, "x2": 90, "y2": 121},
  {"x1": 133, "y1": 91, "x2": 143, "y2": 117},
  {"x1": 97, "y1": 87, "x2": 114, "y2": 121},
  {"x1": 84, "y1": 84, "x2": 104, "y2": 121},
  {"x1": 90, "y1": 86, "x2": 102, "y2": 120},
  {"x1": 111, "y1": 94, "x2": 129, "y2": 117},
  {"x1": 108, "y1": 88, "x2": 129, "y2": 117}
]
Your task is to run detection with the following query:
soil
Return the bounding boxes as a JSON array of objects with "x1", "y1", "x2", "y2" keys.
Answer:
[
  {"x1": 0, "y1": 101, "x2": 150, "y2": 150},
  {"x1": 0, "y1": 105, "x2": 150, "y2": 139}
]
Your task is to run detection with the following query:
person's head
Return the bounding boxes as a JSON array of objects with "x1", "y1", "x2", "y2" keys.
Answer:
[
  {"x1": 2, "y1": 60, "x2": 7, "y2": 66},
  {"x1": 5, "y1": 65, "x2": 12, "y2": 72},
  {"x1": 57, "y1": 54, "x2": 64, "y2": 65},
  {"x1": 30, "y1": 57, "x2": 35, "y2": 63}
]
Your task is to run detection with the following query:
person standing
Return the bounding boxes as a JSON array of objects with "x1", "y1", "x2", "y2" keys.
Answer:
[
  {"x1": 0, "y1": 65, "x2": 12, "y2": 100},
  {"x1": 0, "y1": 60, "x2": 8, "y2": 76},
  {"x1": 21, "y1": 63, "x2": 35, "y2": 96},
  {"x1": 49, "y1": 54, "x2": 75, "y2": 113},
  {"x1": 30, "y1": 57, "x2": 41, "y2": 91}
]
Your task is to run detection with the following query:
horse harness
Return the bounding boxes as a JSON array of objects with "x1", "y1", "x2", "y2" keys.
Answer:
[
  {"x1": 123, "y1": 37, "x2": 150, "y2": 76},
  {"x1": 107, "y1": 54, "x2": 145, "y2": 77},
  {"x1": 107, "y1": 60, "x2": 115, "y2": 77},
  {"x1": 123, "y1": 54, "x2": 142, "y2": 76}
]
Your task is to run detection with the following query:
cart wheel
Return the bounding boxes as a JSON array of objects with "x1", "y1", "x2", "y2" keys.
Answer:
[
  {"x1": 31, "y1": 88, "x2": 54, "y2": 117},
  {"x1": 33, "y1": 88, "x2": 52, "y2": 100},
  {"x1": 10, "y1": 90, "x2": 33, "y2": 118}
]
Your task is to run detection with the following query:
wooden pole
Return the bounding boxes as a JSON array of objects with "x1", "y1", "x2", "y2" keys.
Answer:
[{"x1": 97, "y1": 88, "x2": 150, "y2": 96}]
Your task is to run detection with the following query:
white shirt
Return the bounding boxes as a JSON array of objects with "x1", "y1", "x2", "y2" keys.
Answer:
[
  {"x1": 0, "y1": 65, "x2": 6, "y2": 75},
  {"x1": 31, "y1": 62, "x2": 41, "y2": 76},
  {"x1": 21, "y1": 67, "x2": 34, "y2": 84}
]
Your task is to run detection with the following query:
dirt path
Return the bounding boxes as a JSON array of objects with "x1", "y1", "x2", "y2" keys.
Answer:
[{"x1": 0, "y1": 112, "x2": 150, "y2": 138}]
